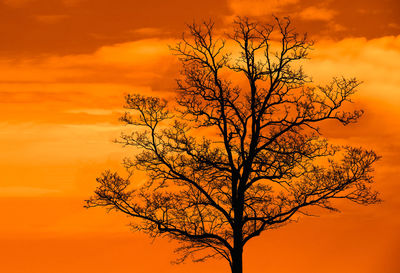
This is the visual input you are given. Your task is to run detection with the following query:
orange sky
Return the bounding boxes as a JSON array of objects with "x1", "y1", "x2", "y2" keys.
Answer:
[{"x1": 1, "y1": 1, "x2": 400, "y2": 272}]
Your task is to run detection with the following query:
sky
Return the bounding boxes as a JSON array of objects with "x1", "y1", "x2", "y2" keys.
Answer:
[{"x1": 0, "y1": 0, "x2": 399, "y2": 272}]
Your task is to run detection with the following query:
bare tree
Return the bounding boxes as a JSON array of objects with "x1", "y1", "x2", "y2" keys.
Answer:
[{"x1": 86, "y1": 17, "x2": 380, "y2": 273}]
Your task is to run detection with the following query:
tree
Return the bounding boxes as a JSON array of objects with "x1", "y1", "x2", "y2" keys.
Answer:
[{"x1": 85, "y1": 17, "x2": 380, "y2": 273}]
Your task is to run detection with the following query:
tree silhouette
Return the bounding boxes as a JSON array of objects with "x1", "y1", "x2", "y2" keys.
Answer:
[{"x1": 86, "y1": 17, "x2": 380, "y2": 273}]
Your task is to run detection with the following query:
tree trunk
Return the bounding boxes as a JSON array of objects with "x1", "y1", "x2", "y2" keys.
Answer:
[
  {"x1": 231, "y1": 226, "x2": 243, "y2": 273},
  {"x1": 232, "y1": 177, "x2": 244, "y2": 273},
  {"x1": 231, "y1": 247, "x2": 243, "y2": 273}
]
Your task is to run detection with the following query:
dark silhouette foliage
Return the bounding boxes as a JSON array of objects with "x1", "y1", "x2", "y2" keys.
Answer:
[{"x1": 86, "y1": 17, "x2": 380, "y2": 273}]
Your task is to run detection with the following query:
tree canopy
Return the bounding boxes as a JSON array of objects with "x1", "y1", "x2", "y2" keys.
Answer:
[{"x1": 86, "y1": 17, "x2": 380, "y2": 273}]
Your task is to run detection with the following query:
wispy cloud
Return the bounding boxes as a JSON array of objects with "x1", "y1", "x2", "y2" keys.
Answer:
[
  {"x1": 0, "y1": 186, "x2": 60, "y2": 197},
  {"x1": 130, "y1": 27, "x2": 165, "y2": 37},
  {"x1": 297, "y1": 7, "x2": 337, "y2": 21},
  {"x1": 34, "y1": 14, "x2": 69, "y2": 24},
  {"x1": 2, "y1": 0, "x2": 33, "y2": 8},
  {"x1": 64, "y1": 108, "x2": 123, "y2": 116},
  {"x1": 228, "y1": 0, "x2": 299, "y2": 16}
]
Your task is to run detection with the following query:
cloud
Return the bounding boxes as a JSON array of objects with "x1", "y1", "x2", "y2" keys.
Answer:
[
  {"x1": 0, "y1": 186, "x2": 60, "y2": 197},
  {"x1": 1, "y1": 34, "x2": 399, "y2": 199},
  {"x1": 0, "y1": 38, "x2": 175, "y2": 84},
  {"x1": 228, "y1": 0, "x2": 299, "y2": 17},
  {"x1": 388, "y1": 23, "x2": 400, "y2": 30},
  {"x1": 34, "y1": 14, "x2": 69, "y2": 24},
  {"x1": 300, "y1": 35, "x2": 400, "y2": 172},
  {"x1": 65, "y1": 108, "x2": 123, "y2": 115},
  {"x1": 297, "y1": 7, "x2": 337, "y2": 21},
  {"x1": 0, "y1": 121, "x2": 131, "y2": 201},
  {"x1": 130, "y1": 27, "x2": 165, "y2": 37},
  {"x1": 2, "y1": 0, "x2": 33, "y2": 7},
  {"x1": 0, "y1": 122, "x2": 122, "y2": 162},
  {"x1": 0, "y1": 38, "x2": 178, "y2": 199},
  {"x1": 0, "y1": 38, "x2": 177, "y2": 122},
  {"x1": 62, "y1": 0, "x2": 82, "y2": 6},
  {"x1": 306, "y1": 35, "x2": 400, "y2": 103}
]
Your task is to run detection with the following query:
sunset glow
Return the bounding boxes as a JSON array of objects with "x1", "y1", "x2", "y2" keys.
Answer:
[{"x1": 1, "y1": 1, "x2": 399, "y2": 272}]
